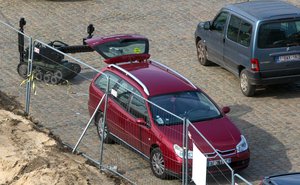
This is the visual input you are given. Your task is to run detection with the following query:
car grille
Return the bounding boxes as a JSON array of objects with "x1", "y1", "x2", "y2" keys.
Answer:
[{"x1": 205, "y1": 149, "x2": 236, "y2": 158}]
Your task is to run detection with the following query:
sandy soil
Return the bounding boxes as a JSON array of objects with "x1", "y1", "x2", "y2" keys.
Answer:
[{"x1": 0, "y1": 92, "x2": 116, "y2": 185}]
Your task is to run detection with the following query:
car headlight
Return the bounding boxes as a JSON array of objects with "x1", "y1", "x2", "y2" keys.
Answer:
[
  {"x1": 236, "y1": 135, "x2": 248, "y2": 153},
  {"x1": 173, "y1": 144, "x2": 193, "y2": 159}
]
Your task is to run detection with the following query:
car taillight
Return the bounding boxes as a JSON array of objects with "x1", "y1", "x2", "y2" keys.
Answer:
[{"x1": 251, "y1": 58, "x2": 260, "y2": 72}]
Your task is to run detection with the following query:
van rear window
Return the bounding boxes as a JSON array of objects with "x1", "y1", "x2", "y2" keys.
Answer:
[{"x1": 258, "y1": 20, "x2": 300, "y2": 48}]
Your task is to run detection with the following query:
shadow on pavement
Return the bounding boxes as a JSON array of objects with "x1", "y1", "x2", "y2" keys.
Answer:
[
  {"x1": 227, "y1": 104, "x2": 292, "y2": 183},
  {"x1": 255, "y1": 81, "x2": 300, "y2": 99}
]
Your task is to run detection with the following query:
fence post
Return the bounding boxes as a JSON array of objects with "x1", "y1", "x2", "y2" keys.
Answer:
[
  {"x1": 99, "y1": 76, "x2": 110, "y2": 169},
  {"x1": 182, "y1": 118, "x2": 189, "y2": 185},
  {"x1": 18, "y1": 17, "x2": 32, "y2": 115},
  {"x1": 25, "y1": 37, "x2": 33, "y2": 115},
  {"x1": 232, "y1": 170, "x2": 235, "y2": 185}
]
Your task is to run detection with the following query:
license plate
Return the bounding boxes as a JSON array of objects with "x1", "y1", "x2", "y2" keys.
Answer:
[
  {"x1": 207, "y1": 158, "x2": 231, "y2": 167},
  {"x1": 276, "y1": 54, "x2": 300, "y2": 63}
]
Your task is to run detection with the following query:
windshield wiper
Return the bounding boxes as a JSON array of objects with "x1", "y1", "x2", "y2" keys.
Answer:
[
  {"x1": 190, "y1": 115, "x2": 222, "y2": 123},
  {"x1": 273, "y1": 39, "x2": 300, "y2": 47}
]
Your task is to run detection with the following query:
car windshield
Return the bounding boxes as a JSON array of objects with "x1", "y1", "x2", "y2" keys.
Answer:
[
  {"x1": 149, "y1": 91, "x2": 221, "y2": 126},
  {"x1": 258, "y1": 19, "x2": 300, "y2": 48},
  {"x1": 93, "y1": 38, "x2": 148, "y2": 59}
]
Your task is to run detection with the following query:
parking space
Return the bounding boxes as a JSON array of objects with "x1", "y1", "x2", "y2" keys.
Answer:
[{"x1": 0, "y1": 0, "x2": 300, "y2": 184}]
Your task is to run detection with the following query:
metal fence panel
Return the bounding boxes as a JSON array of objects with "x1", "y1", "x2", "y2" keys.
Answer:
[
  {"x1": 27, "y1": 40, "x2": 185, "y2": 185},
  {"x1": 28, "y1": 39, "x2": 102, "y2": 164},
  {"x1": 0, "y1": 19, "x2": 32, "y2": 113}
]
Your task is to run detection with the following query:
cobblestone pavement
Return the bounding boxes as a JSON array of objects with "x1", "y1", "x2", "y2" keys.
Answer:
[{"x1": 1, "y1": 0, "x2": 300, "y2": 184}]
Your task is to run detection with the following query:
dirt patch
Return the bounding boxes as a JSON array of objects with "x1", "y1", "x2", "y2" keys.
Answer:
[
  {"x1": 0, "y1": 91, "x2": 23, "y2": 112},
  {"x1": 0, "y1": 91, "x2": 124, "y2": 185}
]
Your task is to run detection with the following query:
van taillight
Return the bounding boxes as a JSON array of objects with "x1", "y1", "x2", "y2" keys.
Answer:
[{"x1": 251, "y1": 58, "x2": 260, "y2": 72}]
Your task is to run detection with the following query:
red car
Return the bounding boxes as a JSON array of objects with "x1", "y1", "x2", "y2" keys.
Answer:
[{"x1": 87, "y1": 34, "x2": 250, "y2": 179}]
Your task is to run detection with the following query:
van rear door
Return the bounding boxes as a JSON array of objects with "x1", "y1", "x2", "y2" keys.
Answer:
[{"x1": 255, "y1": 19, "x2": 300, "y2": 79}]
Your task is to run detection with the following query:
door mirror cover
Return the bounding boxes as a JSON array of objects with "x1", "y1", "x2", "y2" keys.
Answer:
[
  {"x1": 204, "y1": 21, "x2": 211, "y2": 30},
  {"x1": 222, "y1": 106, "x2": 230, "y2": 114},
  {"x1": 136, "y1": 118, "x2": 147, "y2": 126}
]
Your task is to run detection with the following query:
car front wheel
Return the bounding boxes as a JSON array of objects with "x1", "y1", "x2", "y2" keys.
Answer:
[
  {"x1": 196, "y1": 41, "x2": 211, "y2": 66},
  {"x1": 240, "y1": 69, "x2": 256, "y2": 97},
  {"x1": 150, "y1": 148, "x2": 168, "y2": 179}
]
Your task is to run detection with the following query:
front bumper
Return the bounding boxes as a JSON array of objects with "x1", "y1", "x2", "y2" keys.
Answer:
[{"x1": 165, "y1": 150, "x2": 250, "y2": 177}]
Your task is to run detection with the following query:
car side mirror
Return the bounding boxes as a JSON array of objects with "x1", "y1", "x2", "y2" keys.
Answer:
[
  {"x1": 136, "y1": 118, "x2": 147, "y2": 126},
  {"x1": 204, "y1": 21, "x2": 211, "y2": 30},
  {"x1": 222, "y1": 106, "x2": 230, "y2": 114}
]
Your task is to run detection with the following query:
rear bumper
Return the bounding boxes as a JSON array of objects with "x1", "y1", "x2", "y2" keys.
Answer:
[{"x1": 247, "y1": 70, "x2": 300, "y2": 85}]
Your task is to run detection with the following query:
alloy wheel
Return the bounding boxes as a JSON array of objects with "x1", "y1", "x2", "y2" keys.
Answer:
[
  {"x1": 97, "y1": 116, "x2": 108, "y2": 140},
  {"x1": 151, "y1": 151, "x2": 165, "y2": 176},
  {"x1": 197, "y1": 43, "x2": 205, "y2": 64},
  {"x1": 240, "y1": 73, "x2": 248, "y2": 93}
]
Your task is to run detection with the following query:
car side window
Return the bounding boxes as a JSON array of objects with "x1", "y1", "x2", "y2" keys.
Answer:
[
  {"x1": 129, "y1": 90, "x2": 149, "y2": 123},
  {"x1": 227, "y1": 15, "x2": 241, "y2": 42},
  {"x1": 227, "y1": 15, "x2": 252, "y2": 47},
  {"x1": 239, "y1": 20, "x2": 252, "y2": 47},
  {"x1": 95, "y1": 71, "x2": 133, "y2": 110},
  {"x1": 212, "y1": 12, "x2": 229, "y2": 33},
  {"x1": 94, "y1": 75, "x2": 107, "y2": 92},
  {"x1": 94, "y1": 71, "x2": 119, "y2": 92},
  {"x1": 111, "y1": 79, "x2": 133, "y2": 110}
]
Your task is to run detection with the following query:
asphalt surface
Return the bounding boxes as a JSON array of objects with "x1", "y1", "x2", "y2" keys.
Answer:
[{"x1": 0, "y1": 0, "x2": 300, "y2": 185}]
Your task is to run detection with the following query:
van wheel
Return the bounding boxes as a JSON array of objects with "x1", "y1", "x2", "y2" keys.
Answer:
[
  {"x1": 95, "y1": 112, "x2": 114, "y2": 144},
  {"x1": 150, "y1": 148, "x2": 168, "y2": 179},
  {"x1": 240, "y1": 69, "x2": 256, "y2": 97},
  {"x1": 196, "y1": 41, "x2": 211, "y2": 66}
]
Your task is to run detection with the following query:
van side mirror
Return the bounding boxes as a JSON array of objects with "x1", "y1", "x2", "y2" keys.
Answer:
[
  {"x1": 136, "y1": 118, "x2": 147, "y2": 126},
  {"x1": 204, "y1": 21, "x2": 211, "y2": 30},
  {"x1": 222, "y1": 106, "x2": 230, "y2": 114}
]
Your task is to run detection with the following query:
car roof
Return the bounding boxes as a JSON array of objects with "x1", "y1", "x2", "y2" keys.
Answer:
[
  {"x1": 225, "y1": 1, "x2": 300, "y2": 22},
  {"x1": 109, "y1": 61, "x2": 197, "y2": 97}
]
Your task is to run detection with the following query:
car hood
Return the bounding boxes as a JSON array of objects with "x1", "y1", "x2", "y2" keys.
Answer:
[{"x1": 157, "y1": 116, "x2": 241, "y2": 153}]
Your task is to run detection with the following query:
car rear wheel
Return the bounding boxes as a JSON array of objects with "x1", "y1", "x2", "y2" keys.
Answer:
[
  {"x1": 240, "y1": 69, "x2": 256, "y2": 97},
  {"x1": 95, "y1": 112, "x2": 114, "y2": 144},
  {"x1": 150, "y1": 148, "x2": 168, "y2": 179},
  {"x1": 196, "y1": 41, "x2": 211, "y2": 66}
]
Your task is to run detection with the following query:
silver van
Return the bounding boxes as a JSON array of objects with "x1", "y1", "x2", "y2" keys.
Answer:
[{"x1": 194, "y1": 0, "x2": 300, "y2": 96}]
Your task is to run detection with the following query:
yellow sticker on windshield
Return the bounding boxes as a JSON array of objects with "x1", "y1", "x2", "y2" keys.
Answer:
[{"x1": 133, "y1": 47, "x2": 141, "y2": 54}]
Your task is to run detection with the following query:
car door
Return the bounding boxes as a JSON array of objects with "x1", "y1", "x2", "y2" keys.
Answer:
[
  {"x1": 90, "y1": 71, "x2": 124, "y2": 138},
  {"x1": 224, "y1": 14, "x2": 252, "y2": 76},
  {"x1": 206, "y1": 11, "x2": 229, "y2": 66},
  {"x1": 107, "y1": 78, "x2": 135, "y2": 143},
  {"x1": 126, "y1": 89, "x2": 150, "y2": 152}
]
